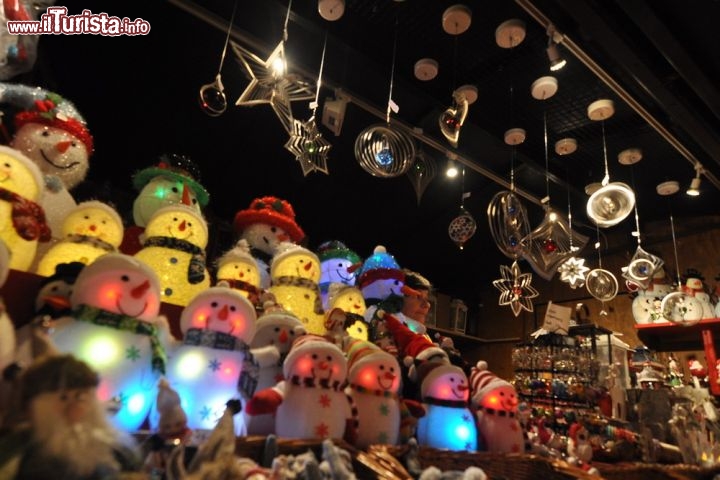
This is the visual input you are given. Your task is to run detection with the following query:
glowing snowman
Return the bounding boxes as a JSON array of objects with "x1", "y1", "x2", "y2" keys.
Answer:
[
  {"x1": 50, "y1": 253, "x2": 170, "y2": 432},
  {"x1": 469, "y1": 361, "x2": 524, "y2": 454},
  {"x1": 164, "y1": 285, "x2": 256, "y2": 433},
  {"x1": 344, "y1": 340, "x2": 402, "y2": 448},
  {"x1": 216, "y1": 238, "x2": 262, "y2": 306},
  {"x1": 233, "y1": 196, "x2": 306, "y2": 290},
  {"x1": 0, "y1": 145, "x2": 50, "y2": 271},
  {"x1": 0, "y1": 239, "x2": 14, "y2": 373},
  {"x1": 316, "y1": 240, "x2": 361, "y2": 310},
  {"x1": 245, "y1": 335, "x2": 352, "y2": 440},
  {"x1": 6, "y1": 86, "x2": 93, "y2": 246},
  {"x1": 36, "y1": 200, "x2": 123, "y2": 276},
  {"x1": 269, "y1": 242, "x2": 325, "y2": 335},
  {"x1": 415, "y1": 362, "x2": 478, "y2": 451},
  {"x1": 327, "y1": 283, "x2": 368, "y2": 341},
  {"x1": 240, "y1": 301, "x2": 306, "y2": 435},
  {"x1": 134, "y1": 204, "x2": 210, "y2": 307}
]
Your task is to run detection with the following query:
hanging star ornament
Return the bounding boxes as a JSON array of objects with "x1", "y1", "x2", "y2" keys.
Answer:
[
  {"x1": 284, "y1": 117, "x2": 331, "y2": 176},
  {"x1": 558, "y1": 256, "x2": 590, "y2": 289},
  {"x1": 232, "y1": 41, "x2": 315, "y2": 133},
  {"x1": 493, "y1": 260, "x2": 539, "y2": 317},
  {"x1": 621, "y1": 245, "x2": 664, "y2": 290}
]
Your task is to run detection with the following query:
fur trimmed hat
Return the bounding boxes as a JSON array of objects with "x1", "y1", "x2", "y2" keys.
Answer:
[
  {"x1": 357, "y1": 246, "x2": 404, "y2": 289},
  {"x1": 234, "y1": 196, "x2": 305, "y2": 243},
  {"x1": 270, "y1": 242, "x2": 320, "y2": 279},
  {"x1": 345, "y1": 339, "x2": 395, "y2": 379},
  {"x1": 469, "y1": 360, "x2": 512, "y2": 401},
  {"x1": 20, "y1": 354, "x2": 99, "y2": 405},
  {"x1": 282, "y1": 334, "x2": 345, "y2": 379},
  {"x1": 317, "y1": 240, "x2": 362, "y2": 266}
]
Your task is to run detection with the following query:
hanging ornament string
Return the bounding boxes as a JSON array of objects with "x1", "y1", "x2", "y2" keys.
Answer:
[
  {"x1": 216, "y1": 0, "x2": 238, "y2": 77},
  {"x1": 543, "y1": 110, "x2": 551, "y2": 204},
  {"x1": 670, "y1": 213, "x2": 682, "y2": 287},
  {"x1": 386, "y1": 18, "x2": 399, "y2": 124},
  {"x1": 595, "y1": 224, "x2": 603, "y2": 269},
  {"x1": 630, "y1": 166, "x2": 641, "y2": 244},
  {"x1": 282, "y1": 0, "x2": 293, "y2": 42},
  {"x1": 309, "y1": 32, "x2": 328, "y2": 120},
  {"x1": 460, "y1": 166, "x2": 466, "y2": 207},
  {"x1": 601, "y1": 120, "x2": 610, "y2": 185},
  {"x1": 566, "y1": 169, "x2": 574, "y2": 251}
]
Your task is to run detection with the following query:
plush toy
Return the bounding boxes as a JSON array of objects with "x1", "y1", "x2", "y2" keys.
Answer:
[
  {"x1": 316, "y1": 240, "x2": 361, "y2": 310},
  {"x1": 567, "y1": 422, "x2": 598, "y2": 474},
  {"x1": 124, "y1": 154, "x2": 209, "y2": 255},
  {"x1": 49, "y1": 253, "x2": 171, "y2": 431},
  {"x1": 327, "y1": 283, "x2": 368, "y2": 342},
  {"x1": 215, "y1": 238, "x2": 262, "y2": 307},
  {"x1": 163, "y1": 284, "x2": 256, "y2": 433},
  {"x1": 2, "y1": 85, "x2": 93, "y2": 254},
  {"x1": 144, "y1": 378, "x2": 192, "y2": 477},
  {"x1": 245, "y1": 334, "x2": 354, "y2": 440},
  {"x1": 469, "y1": 360, "x2": 524, "y2": 453},
  {"x1": 6, "y1": 354, "x2": 140, "y2": 479},
  {"x1": 35, "y1": 200, "x2": 123, "y2": 276},
  {"x1": 344, "y1": 339, "x2": 402, "y2": 448},
  {"x1": 0, "y1": 239, "x2": 13, "y2": 373},
  {"x1": 683, "y1": 276, "x2": 715, "y2": 319},
  {"x1": 234, "y1": 196, "x2": 305, "y2": 290},
  {"x1": 0, "y1": 144, "x2": 50, "y2": 271},
  {"x1": 414, "y1": 361, "x2": 478, "y2": 451},
  {"x1": 240, "y1": 299, "x2": 306, "y2": 435},
  {"x1": 269, "y1": 241, "x2": 325, "y2": 335},
  {"x1": 134, "y1": 204, "x2": 210, "y2": 306}
]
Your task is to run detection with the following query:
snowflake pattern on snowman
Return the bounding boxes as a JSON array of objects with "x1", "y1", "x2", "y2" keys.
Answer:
[
  {"x1": 49, "y1": 253, "x2": 170, "y2": 432},
  {"x1": 163, "y1": 284, "x2": 256, "y2": 433},
  {"x1": 134, "y1": 204, "x2": 210, "y2": 306}
]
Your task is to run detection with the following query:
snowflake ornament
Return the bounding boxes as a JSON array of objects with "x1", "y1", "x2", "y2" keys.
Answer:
[
  {"x1": 558, "y1": 256, "x2": 590, "y2": 289},
  {"x1": 284, "y1": 117, "x2": 331, "y2": 175},
  {"x1": 493, "y1": 261, "x2": 539, "y2": 317},
  {"x1": 232, "y1": 41, "x2": 315, "y2": 133},
  {"x1": 448, "y1": 206, "x2": 477, "y2": 250}
]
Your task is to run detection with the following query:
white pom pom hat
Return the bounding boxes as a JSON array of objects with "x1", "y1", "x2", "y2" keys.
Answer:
[{"x1": 469, "y1": 360, "x2": 512, "y2": 400}]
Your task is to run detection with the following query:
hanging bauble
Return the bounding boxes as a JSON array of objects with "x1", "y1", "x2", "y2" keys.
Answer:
[
  {"x1": 585, "y1": 268, "x2": 618, "y2": 302},
  {"x1": 522, "y1": 207, "x2": 589, "y2": 281},
  {"x1": 557, "y1": 256, "x2": 590, "y2": 289},
  {"x1": 354, "y1": 124, "x2": 415, "y2": 178},
  {"x1": 199, "y1": 74, "x2": 227, "y2": 117},
  {"x1": 438, "y1": 90, "x2": 469, "y2": 148},
  {"x1": 661, "y1": 290, "x2": 703, "y2": 326},
  {"x1": 492, "y1": 260, "x2": 539, "y2": 317},
  {"x1": 448, "y1": 206, "x2": 477, "y2": 250},
  {"x1": 621, "y1": 245, "x2": 664, "y2": 291},
  {"x1": 586, "y1": 181, "x2": 636, "y2": 228},
  {"x1": 487, "y1": 190, "x2": 529, "y2": 260},
  {"x1": 406, "y1": 149, "x2": 437, "y2": 205}
]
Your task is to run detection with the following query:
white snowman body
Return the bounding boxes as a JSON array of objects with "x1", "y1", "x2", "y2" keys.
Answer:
[
  {"x1": 473, "y1": 384, "x2": 524, "y2": 454},
  {"x1": 49, "y1": 254, "x2": 167, "y2": 432},
  {"x1": 273, "y1": 338, "x2": 350, "y2": 439},
  {"x1": 320, "y1": 257, "x2": 357, "y2": 309},
  {"x1": 241, "y1": 308, "x2": 306, "y2": 435},
  {"x1": 345, "y1": 345, "x2": 401, "y2": 448},
  {"x1": 685, "y1": 279, "x2": 715, "y2": 319},
  {"x1": 416, "y1": 364, "x2": 478, "y2": 451},
  {"x1": 164, "y1": 286, "x2": 256, "y2": 434}
]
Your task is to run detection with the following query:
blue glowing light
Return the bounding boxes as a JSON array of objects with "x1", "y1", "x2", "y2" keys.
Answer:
[{"x1": 374, "y1": 148, "x2": 393, "y2": 167}]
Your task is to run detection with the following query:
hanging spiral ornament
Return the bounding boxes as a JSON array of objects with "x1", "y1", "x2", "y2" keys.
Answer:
[
  {"x1": 448, "y1": 206, "x2": 477, "y2": 250},
  {"x1": 487, "y1": 190, "x2": 529, "y2": 259},
  {"x1": 354, "y1": 124, "x2": 416, "y2": 178}
]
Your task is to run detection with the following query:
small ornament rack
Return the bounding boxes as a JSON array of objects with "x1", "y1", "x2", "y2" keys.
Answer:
[{"x1": 512, "y1": 325, "x2": 613, "y2": 411}]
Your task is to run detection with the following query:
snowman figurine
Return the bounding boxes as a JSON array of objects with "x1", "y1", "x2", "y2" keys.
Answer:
[
  {"x1": 215, "y1": 238, "x2": 262, "y2": 307},
  {"x1": 245, "y1": 334, "x2": 354, "y2": 440},
  {"x1": 683, "y1": 276, "x2": 715, "y2": 319},
  {"x1": 469, "y1": 361, "x2": 524, "y2": 454},
  {"x1": 269, "y1": 242, "x2": 325, "y2": 335},
  {"x1": 344, "y1": 339, "x2": 402, "y2": 448},
  {"x1": 414, "y1": 361, "x2": 478, "y2": 451},
  {"x1": 632, "y1": 268, "x2": 675, "y2": 324},
  {"x1": 326, "y1": 283, "x2": 368, "y2": 342},
  {"x1": 163, "y1": 284, "x2": 257, "y2": 434},
  {"x1": 2, "y1": 85, "x2": 93, "y2": 252},
  {"x1": 240, "y1": 299, "x2": 306, "y2": 435},
  {"x1": 124, "y1": 154, "x2": 209, "y2": 255},
  {"x1": 35, "y1": 200, "x2": 124, "y2": 276},
  {"x1": 0, "y1": 239, "x2": 14, "y2": 384},
  {"x1": 316, "y1": 240, "x2": 362, "y2": 310},
  {"x1": 50, "y1": 253, "x2": 171, "y2": 431},
  {"x1": 233, "y1": 196, "x2": 305, "y2": 290},
  {"x1": 0, "y1": 145, "x2": 51, "y2": 271},
  {"x1": 134, "y1": 204, "x2": 210, "y2": 306}
]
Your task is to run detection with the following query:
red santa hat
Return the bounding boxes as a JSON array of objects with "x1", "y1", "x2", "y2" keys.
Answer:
[
  {"x1": 345, "y1": 339, "x2": 391, "y2": 378},
  {"x1": 469, "y1": 360, "x2": 512, "y2": 401},
  {"x1": 233, "y1": 196, "x2": 305, "y2": 243},
  {"x1": 380, "y1": 312, "x2": 447, "y2": 378}
]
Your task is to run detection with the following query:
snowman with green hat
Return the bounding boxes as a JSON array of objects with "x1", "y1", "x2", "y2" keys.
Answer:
[{"x1": 316, "y1": 240, "x2": 362, "y2": 310}]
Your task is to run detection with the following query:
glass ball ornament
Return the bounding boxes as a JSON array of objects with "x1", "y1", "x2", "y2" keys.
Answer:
[
  {"x1": 198, "y1": 75, "x2": 227, "y2": 117},
  {"x1": 661, "y1": 291, "x2": 703, "y2": 326},
  {"x1": 449, "y1": 207, "x2": 477, "y2": 250},
  {"x1": 355, "y1": 124, "x2": 416, "y2": 178},
  {"x1": 487, "y1": 190, "x2": 530, "y2": 260},
  {"x1": 585, "y1": 268, "x2": 618, "y2": 302}
]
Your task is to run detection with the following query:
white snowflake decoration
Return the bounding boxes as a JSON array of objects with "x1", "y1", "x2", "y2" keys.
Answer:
[
  {"x1": 493, "y1": 261, "x2": 539, "y2": 317},
  {"x1": 558, "y1": 256, "x2": 590, "y2": 289}
]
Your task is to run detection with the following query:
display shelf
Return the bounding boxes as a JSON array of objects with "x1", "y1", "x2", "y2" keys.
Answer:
[
  {"x1": 427, "y1": 326, "x2": 520, "y2": 349},
  {"x1": 635, "y1": 318, "x2": 720, "y2": 395}
]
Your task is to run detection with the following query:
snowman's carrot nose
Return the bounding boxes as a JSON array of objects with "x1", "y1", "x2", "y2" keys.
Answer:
[
  {"x1": 131, "y1": 280, "x2": 150, "y2": 299},
  {"x1": 56, "y1": 140, "x2": 72, "y2": 153},
  {"x1": 304, "y1": 261, "x2": 312, "y2": 271},
  {"x1": 179, "y1": 220, "x2": 186, "y2": 231},
  {"x1": 218, "y1": 304, "x2": 229, "y2": 320}
]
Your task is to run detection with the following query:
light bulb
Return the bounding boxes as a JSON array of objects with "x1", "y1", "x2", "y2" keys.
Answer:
[{"x1": 446, "y1": 163, "x2": 459, "y2": 178}]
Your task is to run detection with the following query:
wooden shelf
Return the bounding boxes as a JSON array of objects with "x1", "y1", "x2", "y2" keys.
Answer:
[
  {"x1": 635, "y1": 318, "x2": 720, "y2": 352},
  {"x1": 427, "y1": 326, "x2": 520, "y2": 347}
]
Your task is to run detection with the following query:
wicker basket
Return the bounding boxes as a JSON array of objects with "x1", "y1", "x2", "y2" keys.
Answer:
[{"x1": 593, "y1": 461, "x2": 720, "y2": 480}]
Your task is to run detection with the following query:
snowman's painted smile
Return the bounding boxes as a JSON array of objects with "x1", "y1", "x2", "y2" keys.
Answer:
[
  {"x1": 167, "y1": 226, "x2": 192, "y2": 240},
  {"x1": 40, "y1": 149, "x2": 79, "y2": 170},
  {"x1": 378, "y1": 374, "x2": 395, "y2": 390},
  {"x1": 451, "y1": 384, "x2": 468, "y2": 399},
  {"x1": 116, "y1": 298, "x2": 148, "y2": 318}
]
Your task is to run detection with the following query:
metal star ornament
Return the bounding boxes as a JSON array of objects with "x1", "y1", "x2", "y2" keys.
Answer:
[
  {"x1": 621, "y1": 245, "x2": 664, "y2": 290},
  {"x1": 284, "y1": 117, "x2": 331, "y2": 176},
  {"x1": 493, "y1": 260, "x2": 539, "y2": 317},
  {"x1": 232, "y1": 41, "x2": 315, "y2": 133},
  {"x1": 558, "y1": 256, "x2": 590, "y2": 289}
]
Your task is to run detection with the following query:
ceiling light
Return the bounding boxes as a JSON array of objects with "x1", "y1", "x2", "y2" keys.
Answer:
[
  {"x1": 546, "y1": 24, "x2": 566, "y2": 72},
  {"x1": 686, "y1": 164, "x2": 703, "y2": 196},
  {"x1": 446, "y1": 159, "x2": 459, "y2": 178}
]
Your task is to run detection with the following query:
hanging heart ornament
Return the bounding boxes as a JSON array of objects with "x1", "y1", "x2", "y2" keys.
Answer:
[{"x1": 438, "y1": 90, "x2": 469, "y2": 148}]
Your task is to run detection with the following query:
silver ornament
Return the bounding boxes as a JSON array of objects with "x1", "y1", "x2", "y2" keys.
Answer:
[
  {"x1": 284, "y1": 117, "x2": 331, "y2": 176},
  {"x1": 493, "y1": 260, "x2": 539, "y2": 317},
  {"x1": 557, "y1": 256, "x2": 590, "y2": 289},
  {"x1": 487, "y1": 190, "x2": 530, "y2": 260},
  {"x1": 448, "y1": 207, "x2": 477, "y2": 250},
  {"x1": 585, "y1": 268, "x2": 618, "y2": 302},
  {"x1": 354, "y1": 124, "x2": 415, "y2": 178}
]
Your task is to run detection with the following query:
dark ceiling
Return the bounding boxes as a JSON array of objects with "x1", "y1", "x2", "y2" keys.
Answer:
[{"x1": 18, "y1": 0, "x2": 720, "y2": 310}]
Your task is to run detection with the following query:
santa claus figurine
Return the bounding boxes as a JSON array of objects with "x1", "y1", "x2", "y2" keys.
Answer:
[{"x1": 4, "y1": 354, "x2": 140, "y2": 478}]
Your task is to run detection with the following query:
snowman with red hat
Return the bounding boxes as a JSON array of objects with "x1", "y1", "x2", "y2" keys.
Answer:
[
  {"x1": 469, "y1": 361, "x2": 524, "y2": 454},
  {"x1": 234, "y1": 196, "x2": 305, "y2": 290},
  {"x1": 244, "y1": 334, "x2": 355, "y2": 441}
]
